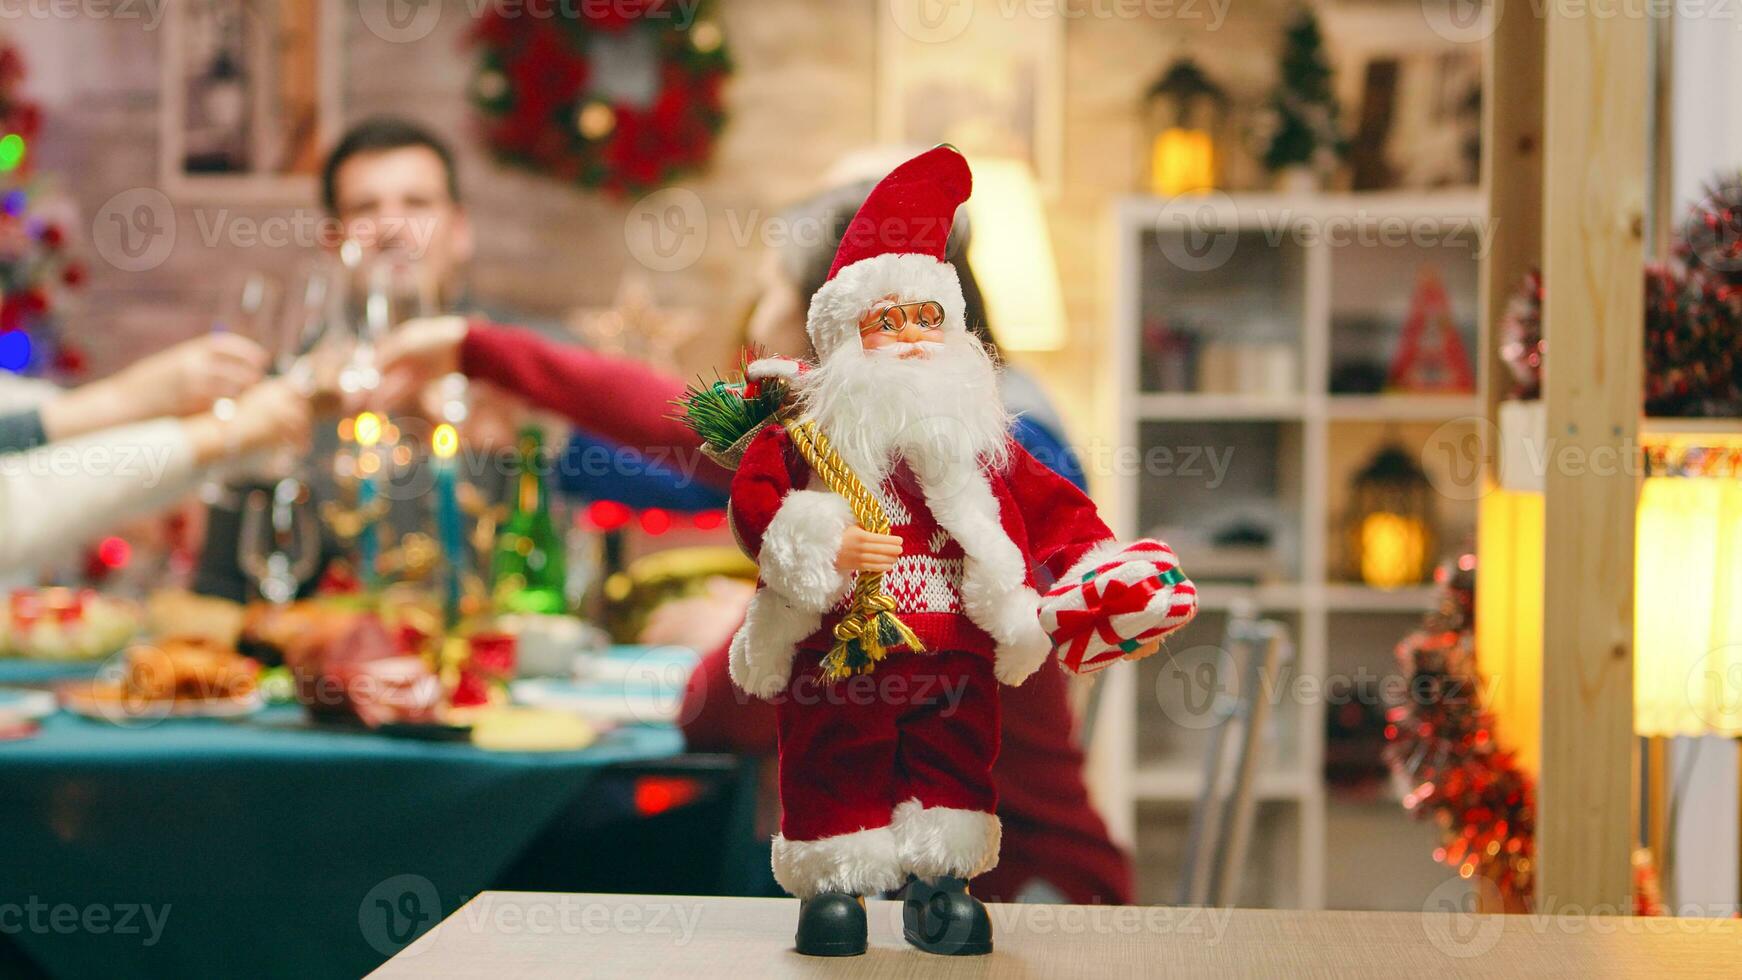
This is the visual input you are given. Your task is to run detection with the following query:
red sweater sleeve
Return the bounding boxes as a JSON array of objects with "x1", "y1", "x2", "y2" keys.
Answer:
[
  {"x1": 726, "y1": 425, "x2": 798, "y2": 560},
  {"x1": 459, "y1": 321, "x2": 731, "y2": 492}
]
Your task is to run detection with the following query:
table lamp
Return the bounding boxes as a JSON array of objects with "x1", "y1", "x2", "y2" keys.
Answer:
[
  {"x1": 1632, "y1": 445, "x2": 1742, "y2": 908},
  {"x1": 1634, "y1": 474, "x2": 1742, "y2": 739},
  {"x1": 963, "y1": 157, "x2": 1068, "y2": 352}
]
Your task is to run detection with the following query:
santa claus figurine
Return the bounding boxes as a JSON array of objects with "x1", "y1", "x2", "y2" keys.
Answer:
[{"x1": 724, "y1": 145, "x2": 1196, "y2": 956}]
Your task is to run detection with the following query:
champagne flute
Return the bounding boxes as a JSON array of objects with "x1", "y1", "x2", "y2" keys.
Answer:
[{"x1": 200, "y1": 271, "x2": 282, "y2": 504}]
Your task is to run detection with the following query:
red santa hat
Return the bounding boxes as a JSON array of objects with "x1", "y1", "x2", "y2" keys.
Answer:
[{"x1": 804, "y1": 145, "x2": 973, "y2": 361}]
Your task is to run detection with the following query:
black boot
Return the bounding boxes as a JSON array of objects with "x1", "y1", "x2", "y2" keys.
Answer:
[
  {"x1": 794, "y1": 892, "x2": 867, "y2": 957},
  {"x1": 902, "y1": 875, "x2": 993, "y2": 955}
]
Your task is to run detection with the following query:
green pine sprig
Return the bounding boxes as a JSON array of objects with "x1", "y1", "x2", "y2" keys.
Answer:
[{"x1": 673, "y1": 372, "x2": 789, "y2": 452}]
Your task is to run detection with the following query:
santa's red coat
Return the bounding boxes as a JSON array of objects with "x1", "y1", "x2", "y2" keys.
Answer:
[
  {"x1": 728, "y1": 424, "x2": 1125, "y2": 683},
  {"x1": 726, "y1": 422, "x2": 1140, "y2": 899}
]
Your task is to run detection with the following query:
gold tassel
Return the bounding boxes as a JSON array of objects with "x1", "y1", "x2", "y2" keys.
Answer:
[{"x1": 782, "y1": 419, "x2": 925, "y2": 680}]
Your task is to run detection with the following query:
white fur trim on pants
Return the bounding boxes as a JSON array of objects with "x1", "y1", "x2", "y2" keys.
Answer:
[
  {"x1": 728, "y1": 590, "x2": 823, "y2": 699},
  {"x1": 757, "y1": 490, "x2": 856, "y2": 613},
  {"x1": 891, "y1": 800, "x2": 1002, "y2": 881},
  {"x1": 772, "y1": 826, "x2": 905, "y2": 900}
]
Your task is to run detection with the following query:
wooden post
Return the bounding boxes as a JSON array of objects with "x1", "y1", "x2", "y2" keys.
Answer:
[
  {"x1": 1476, "y1": 3, "x2": 1549, "y2": 790},
  {"x1": 1536, "y1": 4, "x2": 1647, "y2": 911},
  {"x1": 1478, "y1": 4, "x2": 1544, "y2": 435}
]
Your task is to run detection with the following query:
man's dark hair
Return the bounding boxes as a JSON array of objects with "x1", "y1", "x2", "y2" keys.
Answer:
[{"x1": 320, "y1": 116, "x2": 461, "y2": 214}]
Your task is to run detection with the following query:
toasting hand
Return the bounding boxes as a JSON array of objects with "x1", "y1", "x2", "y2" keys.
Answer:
[{"x1": 366, "y1": 314, "x2": 466, "y2": 414}]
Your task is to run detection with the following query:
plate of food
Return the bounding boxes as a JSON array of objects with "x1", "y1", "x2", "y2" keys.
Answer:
[
  {"x1": 3, "y1": 588, "x2": 142, "y2": 662},
  {"x1": 0, "y1": 687, "x2": 56, "y2": 739},
  {"x1": 58, "y1": 637, "x2": 264, "y2": 724}
]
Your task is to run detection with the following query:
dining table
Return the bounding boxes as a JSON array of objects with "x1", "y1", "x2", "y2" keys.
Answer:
[{"x1": 0, "y1": 650, "x2": 695, "y2": 979}]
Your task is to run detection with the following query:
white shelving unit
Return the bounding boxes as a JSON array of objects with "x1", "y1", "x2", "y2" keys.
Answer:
[{"x1": 1096, "y1": 190, "x2": 1487, "y2": 910}]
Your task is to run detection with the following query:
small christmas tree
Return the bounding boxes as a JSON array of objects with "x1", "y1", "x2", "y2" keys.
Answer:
[
  {"x1": 0, "y1": 37, "x2": 85, "y2": 380},
  {"x1": 1260, "y1": 10, "x2": 1347, "y2": 181}
]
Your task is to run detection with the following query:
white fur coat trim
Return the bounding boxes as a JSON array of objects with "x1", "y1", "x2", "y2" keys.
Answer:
[
  {"x1": 891, "y1": 799, "x2": 1002, "y2": 880},
  {"x1": 910, "y1": 456, "x2": 1052, "y2": 686},
  {"x1": 805, "y1": 252, "x2": 967, "y2": 361},
  {"x1": 757, "y1": 489, "x2": 856, "y2": 613},
  {"x1": 772, "y1": 825, "x2": 905, "y2": 899},
  {"x1": 728, "y1": 589, "x2": 821, "y2": 699},
  {"x1": 1054, "y1": 537, "x2": 1126, "y2": 590}
]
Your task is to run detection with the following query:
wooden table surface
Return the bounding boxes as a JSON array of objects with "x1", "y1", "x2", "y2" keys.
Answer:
[{"x1": 370, "y1": 891, "x2": 1741, "y2": 978}]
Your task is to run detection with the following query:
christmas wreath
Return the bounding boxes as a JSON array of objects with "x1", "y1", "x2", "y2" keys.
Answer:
[{"x1": 468, "y1": 1, "x2": 731, "y2": 196}]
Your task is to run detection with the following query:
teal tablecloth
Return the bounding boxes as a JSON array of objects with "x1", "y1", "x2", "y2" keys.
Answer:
[
  {"x1": 0, "y1": 661, "x2": 685, "y2": 979},
  {"x1": 0, "y1": 658, "x2": 103, "y2": 686}
]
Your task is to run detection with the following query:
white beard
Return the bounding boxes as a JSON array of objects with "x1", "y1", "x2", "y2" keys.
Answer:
[{"x1": 796, "y1": 331, "x2": 1012, "y2": 487}]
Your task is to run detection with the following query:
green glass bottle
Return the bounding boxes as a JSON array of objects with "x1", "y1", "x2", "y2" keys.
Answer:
[{"x1": 492, "y1": 426, "x2": 567, "y2": 614}]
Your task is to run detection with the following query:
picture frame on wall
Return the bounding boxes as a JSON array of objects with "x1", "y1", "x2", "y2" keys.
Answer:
[
  {"x1": 1322, "y1": 6, "x2": 1483, "y2": 192},
  {"x1": 159, "y1": 0, "x2": 341, "y2": 201},
  {"x1": 873, "y1": 0, "x2": 1064, "y2": 192}
]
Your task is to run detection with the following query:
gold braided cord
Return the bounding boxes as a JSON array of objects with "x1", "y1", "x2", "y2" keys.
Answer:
[{"x1": 782, "y1": 419, "x2": 925, "y2": 680}]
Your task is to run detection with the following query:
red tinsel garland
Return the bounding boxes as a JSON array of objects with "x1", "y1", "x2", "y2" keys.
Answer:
[
  {"x1": 468, "y1": 1, "x2": 731, "y2": 197},
  {"x1": 1384, "y1": 554, "x2": 1537, "y2": 907}
]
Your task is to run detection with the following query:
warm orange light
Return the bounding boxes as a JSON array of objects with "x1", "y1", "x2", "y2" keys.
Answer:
[
  {"x1": 1358, "y1": 512, "x2": 1430, "y2": 590},
  {"x1": 1634, "y1": 476, "x2": 1742, "y2": 737},
  {"x1": 432, "y1": 423, "x2": 459, "y2": 460},
  {"x1": 354, "y1": 412, "x2": 382, "y2": 448},
  {"x1": 1150, "y1": 127, "x2": 1215, "y2": 197}
]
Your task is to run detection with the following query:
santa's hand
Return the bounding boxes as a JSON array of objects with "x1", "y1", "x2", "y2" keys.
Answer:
[
  {"x1": 1122, "y1": 639, "x2": 1165, "y2": 663},
  {"x1": 836, "y1": 526, "x2": 902, "y2": 573}
]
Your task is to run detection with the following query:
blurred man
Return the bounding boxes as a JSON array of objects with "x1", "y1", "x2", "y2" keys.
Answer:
[
  {"x1": 320, "y1": 118, "x2": 474, "y2": 312},
  {"x1": 196, "y1": 117, "x2": 526, "y2": 601}
]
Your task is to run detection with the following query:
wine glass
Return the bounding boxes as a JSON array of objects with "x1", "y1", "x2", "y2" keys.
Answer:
[{"x1": 238, "y1": 479, "x2": 321, "y2": 604}]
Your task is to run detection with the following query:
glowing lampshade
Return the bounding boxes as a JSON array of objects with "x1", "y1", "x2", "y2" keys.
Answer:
[
  {"x1": 963, "y1": 158, "x2": 1068, "y2": 352},
  {"x1": 1634, "y1": 475, "x2": 1742, "y2": 737}
]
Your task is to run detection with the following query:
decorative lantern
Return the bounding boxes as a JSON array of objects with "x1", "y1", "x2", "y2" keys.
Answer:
[
  {"x1": 1343, "y1": 445, "x2": 1437, "y2": 589},
  {"x1": 1144, "y1": 58, "x2": 1228, "y2": 197}
]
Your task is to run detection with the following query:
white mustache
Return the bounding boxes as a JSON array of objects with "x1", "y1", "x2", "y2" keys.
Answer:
[{"x1": 869, "y1": 341, "x2": 946, "y2": 358}]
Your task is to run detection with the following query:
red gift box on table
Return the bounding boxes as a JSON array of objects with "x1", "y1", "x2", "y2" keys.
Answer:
[{"x1": 1039, "y1": 541, "x2": 1198, "y2": 675}]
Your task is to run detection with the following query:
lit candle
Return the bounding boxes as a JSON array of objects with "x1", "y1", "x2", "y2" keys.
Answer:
[
  {"x1": 354, "y1": 411, "x2": 383, "y2": 588},
  {"x1": 432, "y1": 423, "x2": 465, "y2": 623}
]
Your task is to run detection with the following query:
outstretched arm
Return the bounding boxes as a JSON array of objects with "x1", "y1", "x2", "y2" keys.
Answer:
[{"x1": 375, "y1": 317, "x2": 731, "y2": 492}]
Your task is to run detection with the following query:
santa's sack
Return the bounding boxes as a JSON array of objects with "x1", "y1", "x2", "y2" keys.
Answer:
[{"x1": 1039, "y1": 541, "x2": 1198, "y2": 675}]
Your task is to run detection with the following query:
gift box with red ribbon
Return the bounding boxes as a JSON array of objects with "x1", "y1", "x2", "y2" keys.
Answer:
[{"x1": 1039, "y1": 540, "x2": 1198, "y2": 675}]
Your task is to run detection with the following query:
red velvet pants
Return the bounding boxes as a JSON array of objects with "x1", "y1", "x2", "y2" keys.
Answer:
[{"x1": 775, "y1": 649, "x2": 1000, "y2": 842}]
